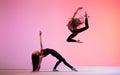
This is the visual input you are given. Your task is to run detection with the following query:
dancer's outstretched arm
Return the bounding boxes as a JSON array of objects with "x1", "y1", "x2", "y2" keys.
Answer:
[
  {"x1": 39, "y1": 31, "x2": 43, "y2": 55},
  {"x1": 38, "y1": 31, "x2": 44, "y2": 70},
  {"x1": 71, "y1": 7, "x2": 83, "y2": 19},
  {"x1": 67, "y1": 7, "x2": 83, "y2": 32}
]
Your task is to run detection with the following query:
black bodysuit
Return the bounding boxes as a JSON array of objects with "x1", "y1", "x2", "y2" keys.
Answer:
[
  {"x1": 42, "y1": 48, "x2": 73, "y2": 70},
  {"x1": 67, "y1": 17, "x2": 89, "y2": 42}
]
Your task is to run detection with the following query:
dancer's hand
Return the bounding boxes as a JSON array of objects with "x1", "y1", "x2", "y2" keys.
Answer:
[
  {"x1": 78, "y1": 7, "x2": 83, "y2": 10},
  {"x1": 34, "y1": 65, "x2": 40, "y2": 72},
  {"x1": 38, "y1": 65, "x2": 41, "y2": 71},
  {"x1": 39, "y1": 31, "x2": 42, "y2": 36}
]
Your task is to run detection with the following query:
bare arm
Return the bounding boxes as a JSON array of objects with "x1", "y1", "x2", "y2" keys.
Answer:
[
  {"x1": 35, "y1": 31, "x2": 44, "y2": 71},
  {"x1": 71, "y1": 7, "x2": 83, "y2": 19},
  {"x1": 38, "y1": 55, "x2": 44, "y2": 66},
  {"x1": 39, "y1": 31, "x2": 43, "y2": 55},
  {"x1": 67, "y1": 7, "x2": 83, "y2": 31},
  {"x1": 37, "y1": 55, "x2": 44, "y2": 70}
]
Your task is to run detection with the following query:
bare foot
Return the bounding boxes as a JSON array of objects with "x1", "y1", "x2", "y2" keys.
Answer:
[{"x1": 76, "y1": 40, "x2": 83, "y2": 43}]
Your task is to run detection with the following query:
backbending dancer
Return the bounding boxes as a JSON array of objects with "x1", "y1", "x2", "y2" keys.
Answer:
[
  {"x1": 32, "y1": 31, "x2": 78, "y2": 72},
  {"x1": 67, "y1": 7, "x2": 89, "y2": 43}
]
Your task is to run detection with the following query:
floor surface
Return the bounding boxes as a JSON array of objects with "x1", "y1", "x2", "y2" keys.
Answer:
[{"x1": 0, "y1": 67, "x2": 120, "y2": 75}]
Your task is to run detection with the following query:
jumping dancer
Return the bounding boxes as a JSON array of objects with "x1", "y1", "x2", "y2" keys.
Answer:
[
  {"x1": 67, "y1": 7, "x2": 89, "y2": 43},
  {"x1": 32, "y1": 31, "x2": 78, "y2": 72}
]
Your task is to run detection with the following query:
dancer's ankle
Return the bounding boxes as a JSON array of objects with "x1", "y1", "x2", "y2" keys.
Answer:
[{"x1": 76, "y1": 40, "x2": 83, "y2": 43}]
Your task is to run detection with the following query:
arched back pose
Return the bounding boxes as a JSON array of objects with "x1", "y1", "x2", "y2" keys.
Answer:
[
  {"x1": 67, "y1": 7, "x2": 89, "y2": 43},
  {"x1": 31, "y1": 31, "x2": 78, "y2": 72}
]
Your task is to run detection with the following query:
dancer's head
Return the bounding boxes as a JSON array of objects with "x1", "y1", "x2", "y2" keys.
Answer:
[
  {"x1": 74, "y1": 18, "x2": 81, "y2": 24},
  {"x1": 74, "y1": 16, "x2": 84, "y2": 25}
]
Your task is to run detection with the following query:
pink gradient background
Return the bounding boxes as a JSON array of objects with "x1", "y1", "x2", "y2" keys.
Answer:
[{"x1": 0, "y1": 0, "x2": 120, "y2": 70}]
